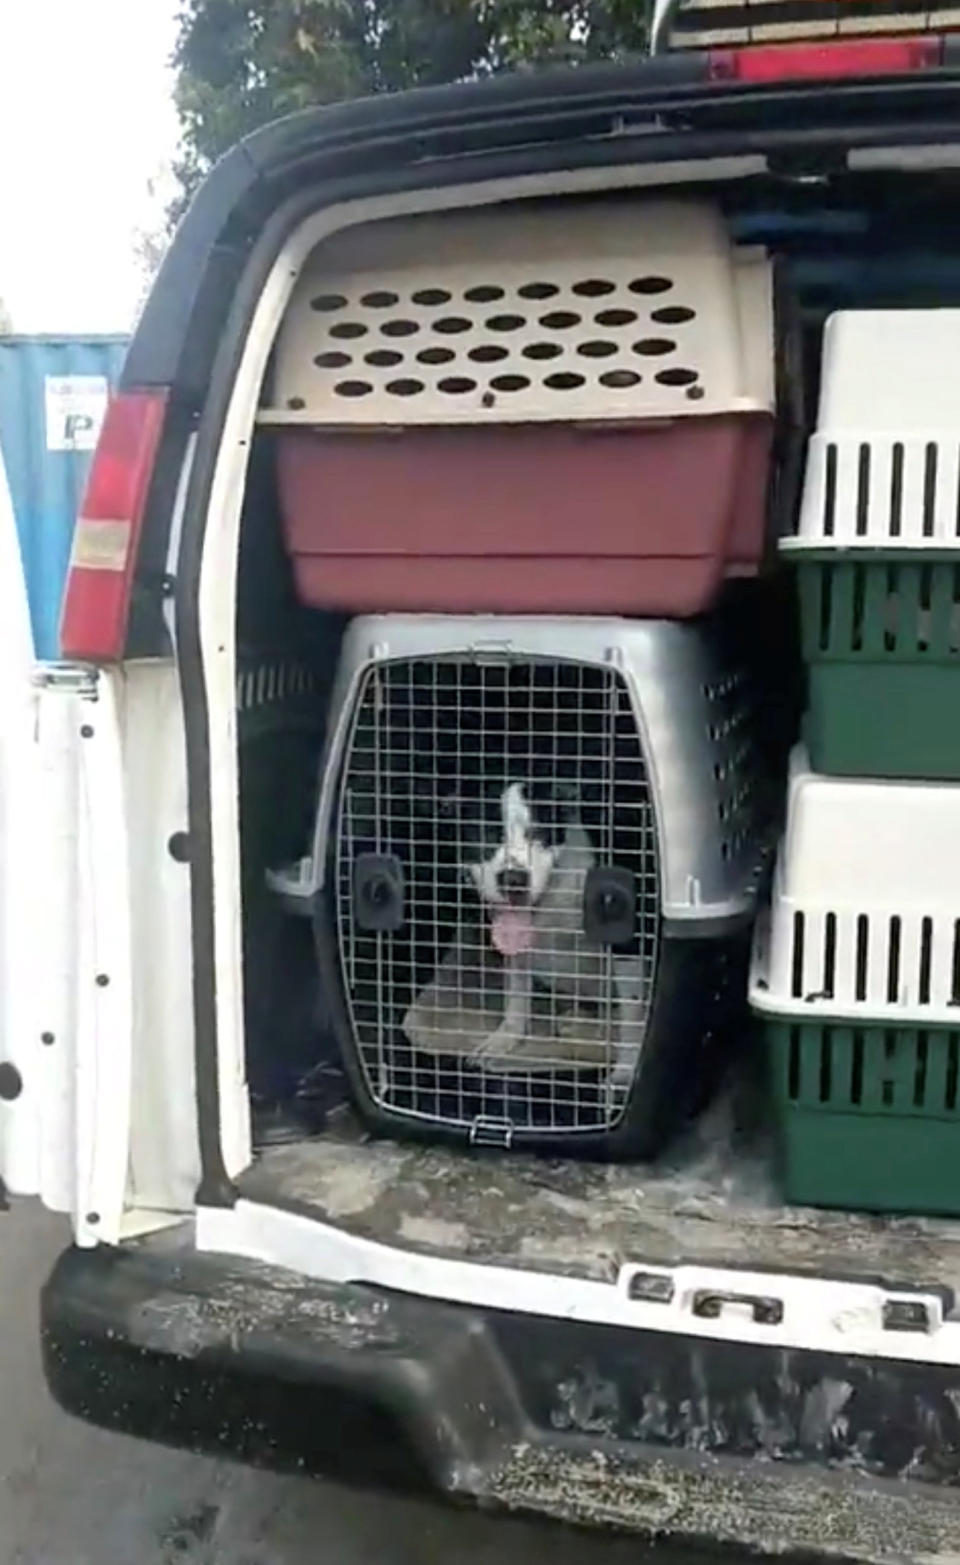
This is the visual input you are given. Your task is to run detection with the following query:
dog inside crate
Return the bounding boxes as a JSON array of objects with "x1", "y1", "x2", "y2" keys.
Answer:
[{"x1": 334, "y1": 654, "x2": 659, "y2": 1135}]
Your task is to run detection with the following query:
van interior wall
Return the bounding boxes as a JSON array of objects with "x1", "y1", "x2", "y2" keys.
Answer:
[
  {"x1": 233, "y1": 169, "x2": 960, "y2": 1142},
  {"x1": 235, "y1": 438, "x2": 346, "y2": 1125}
]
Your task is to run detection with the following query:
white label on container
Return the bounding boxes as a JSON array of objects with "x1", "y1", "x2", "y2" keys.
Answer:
[{"x1": 44, "y1": 374, "x2": 109, "y2": 452}]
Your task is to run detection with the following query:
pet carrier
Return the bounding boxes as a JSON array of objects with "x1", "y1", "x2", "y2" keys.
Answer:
[
  {"x1": 750, "y1": 748, "x2": 960, "y2": 1213},
  {"x1": 287, "y1": 615, "x2": 771, "y2": 1157},
  {"x1": 261, "y1": 199, "x2": 789, "y2": 618},
  {"x1": 782, "y1": 309, "x2": 960, "y2": 779}
]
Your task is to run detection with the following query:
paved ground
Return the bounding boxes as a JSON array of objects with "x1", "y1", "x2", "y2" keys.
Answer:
[{"x1": 0, "y1": 1206, "x2": 699, "y2": 1565}]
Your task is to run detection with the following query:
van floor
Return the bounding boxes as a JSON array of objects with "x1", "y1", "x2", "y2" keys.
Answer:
[{"x1": 239, "y1": 1094, "x2": 960, "y2": 1293}]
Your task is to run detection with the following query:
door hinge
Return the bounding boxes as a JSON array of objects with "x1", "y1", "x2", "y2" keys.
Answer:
[{"x1": 32, "y1": 663, "x2": 100, "y2": 700}]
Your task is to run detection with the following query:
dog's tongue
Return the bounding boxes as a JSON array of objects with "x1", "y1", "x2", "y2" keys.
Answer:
[{"x1": 490, "y1": 906, "x2": 534, "y2": 956}]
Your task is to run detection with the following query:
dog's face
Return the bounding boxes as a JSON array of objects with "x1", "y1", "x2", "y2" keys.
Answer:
[{"x1": 451, "y1": 781, "x2": 575, "y2": 955}]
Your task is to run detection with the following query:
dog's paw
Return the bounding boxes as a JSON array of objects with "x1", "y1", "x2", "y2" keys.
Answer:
[{"x1": 474, "y1": 1026, "x2": 522, "y2": 1061}]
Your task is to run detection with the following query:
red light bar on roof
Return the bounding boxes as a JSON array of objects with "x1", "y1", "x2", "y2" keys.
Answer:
[
  {"x1": 709, "y1": 32, "x2": 943, "y2": 79},
  {"x1": 663, "y1": 0, "x2": 960, "y2": 49}
]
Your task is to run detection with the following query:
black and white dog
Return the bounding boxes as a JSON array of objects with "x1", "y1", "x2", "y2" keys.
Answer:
[{"x1": 452, "y1": 779, "x2": 612, "y2": 1062}]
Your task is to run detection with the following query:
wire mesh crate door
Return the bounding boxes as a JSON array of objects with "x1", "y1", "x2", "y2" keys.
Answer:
[{"x1": 333, "y1": 652, "x2": 661, "y2": 1138}]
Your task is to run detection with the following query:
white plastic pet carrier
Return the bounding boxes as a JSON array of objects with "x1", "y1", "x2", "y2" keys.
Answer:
[
  {"x1": 261, "y1": 201, "x2": 774, "y2": 427},
  {"x1": 751, "y1": 747, "x2": 960, "y2": 1023},
  {"x1": 784, "y1": 310, "x2": 960, "y2": 552},
  {"x1": 295, "y1": 615, "x2": 771, "y2": 1155}
]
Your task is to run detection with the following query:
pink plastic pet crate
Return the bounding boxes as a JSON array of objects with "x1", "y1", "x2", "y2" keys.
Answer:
[{"x1": 261, "y1": 200, "x2": 781, "y2": 617}]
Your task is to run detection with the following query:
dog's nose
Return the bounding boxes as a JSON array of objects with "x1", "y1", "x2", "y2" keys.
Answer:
[{"x1": 497, "y1": 865, "x2": 530, "y2": 899}]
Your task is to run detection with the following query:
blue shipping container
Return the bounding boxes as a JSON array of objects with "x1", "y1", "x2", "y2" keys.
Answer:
[{"x1": 0, "y1": 335, "x2": 129, "y2": 659}]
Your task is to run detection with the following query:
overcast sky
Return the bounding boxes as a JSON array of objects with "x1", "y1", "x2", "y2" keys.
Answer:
[{"x1": 0, "y1": 0, "x2": 180, "y2": 334}]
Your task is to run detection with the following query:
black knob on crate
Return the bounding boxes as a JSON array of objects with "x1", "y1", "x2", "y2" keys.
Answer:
[
  {"x1": 583, "y1": 866, "x2": 637, "y2": 947},
  {"x1": 353, "y1": 853, "x2": 405, "y2": 932}
]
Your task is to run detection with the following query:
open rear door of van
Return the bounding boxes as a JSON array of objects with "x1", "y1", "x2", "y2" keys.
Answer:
[{"x1": 0, "y1": 445, "x2": 132, "y2": 1246}]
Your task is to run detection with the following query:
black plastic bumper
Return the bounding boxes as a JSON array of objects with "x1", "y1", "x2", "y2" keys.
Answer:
[{"x1": 41, "y1": 1235, "x2": 960, "y2": 1560}]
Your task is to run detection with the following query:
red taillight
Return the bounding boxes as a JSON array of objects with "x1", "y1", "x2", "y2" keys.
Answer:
[
  {"x1": 61, "y1": 389, "x2": 168, "y2": 662},
  {"x1": 709, "y1": 34, "x2": 944, "y2": 83}
]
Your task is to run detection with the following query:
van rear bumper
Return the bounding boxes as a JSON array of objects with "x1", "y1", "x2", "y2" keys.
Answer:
[{"x1": 40, "y1": 1235, "x2": 960, "y2": 1561}]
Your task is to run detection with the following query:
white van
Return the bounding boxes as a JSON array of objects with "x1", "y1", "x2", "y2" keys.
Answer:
[{"x1": 7, "y1": 8, "x2": 960, "y2": 1555}]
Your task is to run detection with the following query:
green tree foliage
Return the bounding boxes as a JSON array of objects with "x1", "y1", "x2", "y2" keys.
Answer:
[{"x1": 171, "y1": 0, "x2": 651, "y2": 211}]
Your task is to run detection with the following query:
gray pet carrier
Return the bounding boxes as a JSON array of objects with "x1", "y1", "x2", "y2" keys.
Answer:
[{"x1": 291, "y1": 615, "x2": 770, "y2": 1155}]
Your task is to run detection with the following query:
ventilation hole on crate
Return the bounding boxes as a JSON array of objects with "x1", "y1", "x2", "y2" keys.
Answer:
[
  {"x1": 818, "y1": 565, "x2": 833, "y2": 653},
  {"x1": 578, "y1": 340, "x2": 619, "y2": 358},
  {"x1": 417, "y1": 346, "x2": 456, "y2": 365},
  {"x1": 411, "y1": 288, "x2": 451, "y2": 306},
  {"x1": 914, "y1": 1030, "x2": 929, "y2": 1108},
  {"x1": 887, "y1": 916, "x2": 902, "y2": 1003},
  {"x1": 819, "y1": 1027, "x2": 832, "y2": 1103},
  {"x1": 572, "y1": 278, "x2": 615, "y2": 298},
  {"x1": 385, "y1": 378, "x2": 425, "y2": 397},
  {"x1": 432, "y1": 317, "x2": 471, "y2": 335},
  {"x1": 438, "y1": 377, "x2": 477, "y2": 395},
  {"x1": 544, "y1": 371, "x2": 586, "y2": 391},
  {"x1": 540, "y1": 311, "x2": 581, "y2": 330},
  {"x1": 890, "y1": 441, "x2": 904, "y2": 539},
  {"x1": 463, "y1": 284, "x2": 504, "y2": 303},
  {"x1": 823, "y1": 912, "x2": 837, "y2": 1000},
  {"x1": 334, "y1": 380, "x2": 374, "y2": 398},
  {"x1": 952, "y1": 565, "x2": 960, "y2": 653},
  {"x1": 629, "y1": 275, "x2": 673, "y2": 294},
  {"x1": 468, "y1": 344, "x2": 509, "y2": 364},
  {"x1": 486, "y1": 314, "x2": 526, "y2": 333},
  {"x1": 361, "y1": 289, "x2": 399, "y2": 309},
  {"x1": 924, "y1": 442, "x2": 939, "y2": 537},
  {"x1": 330, "y1": 321, "x2": 368, "y2": 339},
  {"x1": 823, "y1": 442, "x2": 838, "y2": 539},
  {"x1": 365, "y1": 349, "x2": 404, "y2": 368},
  {"x1": 948, "y1": 1035, "x2": 960, "y2": 1109},
  {"x1": 523, "y1": 341, "x2": 563, "y2": 360},
  {"x1": 788, "y1": 1026, "x2": 801, "y2": 1100},
  {"x1": 595, "y1": 308, "x2": 638, "y2": 328},
  {"x1": 919, "y1": 564, "x2": 934, "y2": 654},
  {"x1": 310, "y1": 292, "x2": 347, "y2": 312},
  {"x1": 656, "y1": 367, "x2": 699, "y2": 388},
  {"x1": 851, "y1": 564, "x2": 866, "y2": 654},
  {"x1": 600, "y1": 369, "x2": 642, "y2": 389},
  {"x1": 518, "y1": 281, "x2": 558, "y2": 300},
  {"x1": 851, "y1": 1029, "x2": 864, "y2": 1104},
  {"x1": 884, "y1": 561, "x2": 900, "y2": 653},
  {"x1": 490, "y1": 374, "x2": 530, "y2": 393},
  {"x1": 791, "y1": 911, "x2": 805, "y2": 999},
  {"x1": 314, "y1": 350, "x2": 352, "y2": 368},
  {"x1": 856, "y1": 442, "x2": 871, "y2": 538},
  {"x1": 634, "y1": 338, "x2": 675, "y2": 357},
  {"x1": 919, "y1": 916, "x2": 933, "y2": 1004},
  {"x1": 855, "y1": 914, "x2": 869, "y2": 1002},
  {"x1": 381, "y1": 319, "x2": 419, "y2": 337},
  {"x1": 652, "y1": 305, "x2": 696, "y2": 325}
]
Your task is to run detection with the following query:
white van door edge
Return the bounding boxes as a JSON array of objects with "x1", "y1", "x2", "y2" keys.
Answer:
[{"x1": 0, "y1": 448, "x2": 132, "y2": 1246}]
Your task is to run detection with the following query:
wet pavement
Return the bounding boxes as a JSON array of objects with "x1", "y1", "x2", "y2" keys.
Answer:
[{"x1": 1, "y1": 1206, "x2": 700, "y2": 1565}]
